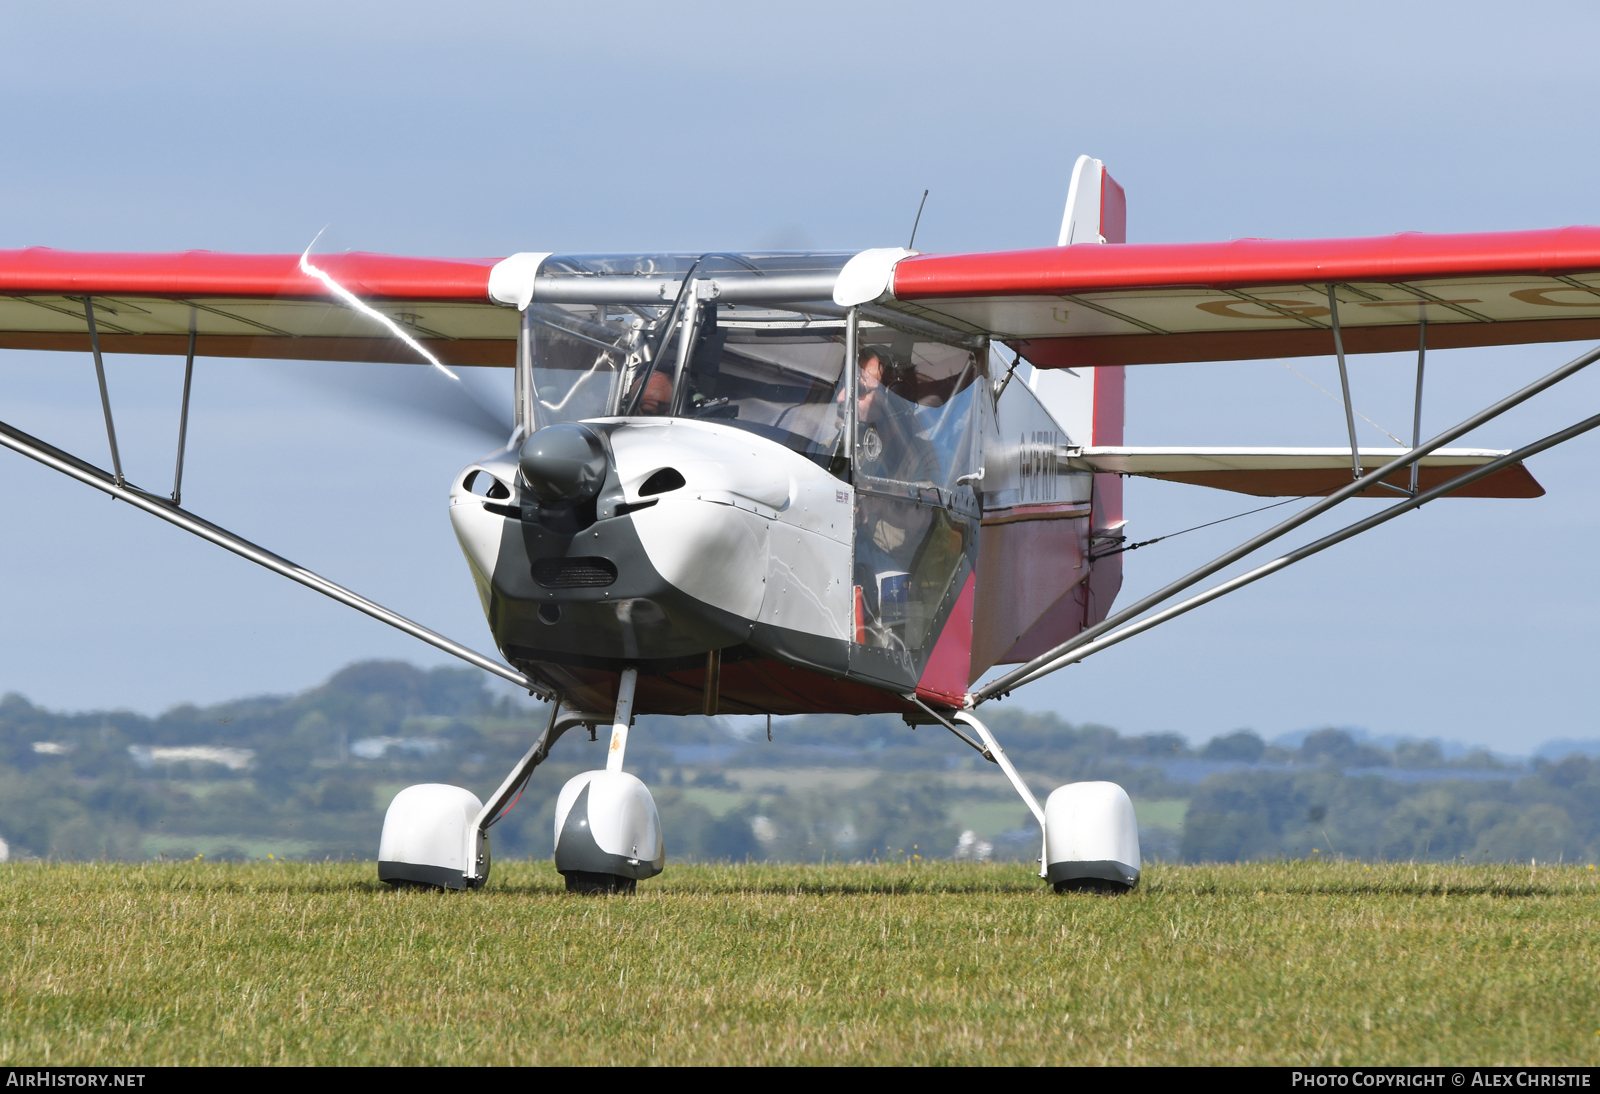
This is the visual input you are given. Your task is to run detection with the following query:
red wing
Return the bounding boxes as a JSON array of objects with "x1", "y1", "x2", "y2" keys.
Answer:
[
  {"x1": 884, "y1": 228, "x2": 1600, "y2": 368},
  {"x1": 0, "y1": 248, "x2": 512, "y2": 368},
  {"x1": 17, "y1": 231, "x2": 1600, "y2": 372}
]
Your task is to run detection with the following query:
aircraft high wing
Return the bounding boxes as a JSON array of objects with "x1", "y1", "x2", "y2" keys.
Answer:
[
  {"x1": 11, "y1": 224, "x2": 1600, "y2": 367},
  {"x1": 4, "y1": 154, "x2": 1600, "y2": 895},
  {"x1": 870, "y1": 226, "x2": 1600, "y2": 366},
  {"x1": 0, "y1": 248, "x2": 513, "y2": 365}
]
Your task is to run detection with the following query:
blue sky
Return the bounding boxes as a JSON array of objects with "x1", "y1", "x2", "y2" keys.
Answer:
[{"x1": 2, "y1": 1, "x2": 1598, "y2": 754}]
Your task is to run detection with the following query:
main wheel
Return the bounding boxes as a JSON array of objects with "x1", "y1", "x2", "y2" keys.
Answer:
[
  {"x1": 385, "y1": 879, "x2": 446, "y2": 892},
  {"x1": 564, "y1": 871, "x2": 637, "y2": 895}
]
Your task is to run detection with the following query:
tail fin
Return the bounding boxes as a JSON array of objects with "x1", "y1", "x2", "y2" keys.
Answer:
[
  {"x1": 1056, "y1": 154, "x2": 1127, "y2": 247},
  {"x1": 1026, "y1": 156, "x2": 1127, "y2": 641},
  {"x1": 1030, "y1": 154, "x2": 1125, "y2": 450}
]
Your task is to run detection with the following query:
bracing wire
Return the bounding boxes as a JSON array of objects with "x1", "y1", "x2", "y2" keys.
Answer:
[
  {"x1": 1089, "y1": 495, "x2": 1310, "y2": 560},
  {"x1": 1279, "y1": 359, "x2": 1405, "y2": 445},
  {"x1": 485, "y1": 776, "x2": 531, "y2": 829}
]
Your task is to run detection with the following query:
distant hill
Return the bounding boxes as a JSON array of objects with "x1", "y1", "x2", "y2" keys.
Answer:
[
  {"x1": 1536, "y1": 738, "x2": 1600, "y2": 761},
  {"x1": 1, "y1": 661, "x2": 1595, "y2": 866}
]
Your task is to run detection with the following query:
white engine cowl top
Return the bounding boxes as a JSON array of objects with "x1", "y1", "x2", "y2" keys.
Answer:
[{"x1": 450, "y1": 417, "x2": 856, "y2": 675}]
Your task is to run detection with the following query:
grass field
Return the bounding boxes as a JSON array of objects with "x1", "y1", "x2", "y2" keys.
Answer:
[{"x1": 2, "y1": 860, "x2": 1597, "y2": 1066}]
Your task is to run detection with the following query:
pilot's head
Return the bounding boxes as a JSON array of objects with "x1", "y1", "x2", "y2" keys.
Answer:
[{"x1": 639, "y1": 370, "x2": 674, "y2": 415}]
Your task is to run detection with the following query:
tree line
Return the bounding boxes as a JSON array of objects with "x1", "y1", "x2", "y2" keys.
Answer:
[{"x1": 0, "y1": 661, "x2": 1592, "y2": 865}]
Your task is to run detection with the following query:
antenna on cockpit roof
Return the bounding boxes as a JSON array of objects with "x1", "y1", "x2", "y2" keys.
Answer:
[{"x1": 907, "y1": 189, "x2": 929, "y2": 250}]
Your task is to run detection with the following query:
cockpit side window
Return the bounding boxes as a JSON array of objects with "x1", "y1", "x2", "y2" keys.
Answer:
[
  {"x1": 853, "y1": 332, "x2": 982, "y2": 493},
  {"x1": 848, "y1": 325, "x2": 985, "y2": 659}
]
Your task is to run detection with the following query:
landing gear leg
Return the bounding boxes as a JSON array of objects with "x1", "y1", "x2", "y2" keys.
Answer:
[
  {"x1": 952, "y1": 711, "x2": 1049, "y2": 878},
  {"x1": 953, "y1": 710, "x2": 1141, "y2": 893},
  {"x1": 554, "y1": 668, "x2": 665, "y2": 893},
  {"x1": 461, "y1": 703, "x2": 610, "y2": 888}
]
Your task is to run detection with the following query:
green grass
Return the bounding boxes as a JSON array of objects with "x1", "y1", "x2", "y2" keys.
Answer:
[{"x1": 2, "y1": 861, "x2": 1598, "y2": 1065}]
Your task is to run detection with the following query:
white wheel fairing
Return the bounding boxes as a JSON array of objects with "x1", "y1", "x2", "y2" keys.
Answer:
[
  {"x1": 555, "y1": 769, "x2": 664, "y2": 868},
  {"x1": 378, "y1": 783, "x2": 487, "y2": 889},
  {"x1": 1044, "y1": 781, "x2": 1141, "y2": 887}
]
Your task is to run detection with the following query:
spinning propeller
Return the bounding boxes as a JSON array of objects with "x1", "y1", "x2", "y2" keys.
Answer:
[{"x1": 280, "y1": 358, "x2": 515, "y2": 449}]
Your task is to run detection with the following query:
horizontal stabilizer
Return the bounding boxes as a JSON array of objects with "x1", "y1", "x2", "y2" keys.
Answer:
[{"x1": 1073, "y1": 447, "x2": 1542, "y2": 498}]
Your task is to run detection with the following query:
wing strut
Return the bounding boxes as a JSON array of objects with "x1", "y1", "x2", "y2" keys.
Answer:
[
  {"x1": 1410, "y1": 317, "x2": 1427, "y2": 495},
  {"x1": 971, "y1": 337, "x2": 1600, "y2": 704},
  {"x1": 1330, "y1": 283, "x2": 1411, "y2": 497},
  {"x1": 84, "y1": 297, "x2": 125, "y2": 487},
  {"x1": 1327, "y1": 284, "x2": 1363, "y2": 483},
  {"x1": 171, "y1": 316, "x2": 196, "y2": 505},
  {"x1": 993, "y1": 407, "x2": 1600, "y2": 693},
  {"x1": 0, "y1": 417, "x2": 554, "y2": 701}
]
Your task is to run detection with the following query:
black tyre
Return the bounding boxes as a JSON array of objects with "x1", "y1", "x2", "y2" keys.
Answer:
[
  {"x1": 564, "y1": 871, "x2": 637, "y2": 895},
  {"x1": 1053, "y1": 877, "x2": 1133, "y2": 895}
]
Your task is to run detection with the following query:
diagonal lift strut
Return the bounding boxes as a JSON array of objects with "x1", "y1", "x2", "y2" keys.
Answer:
[
  {"x1": 972, "y1": 337, "x2": 1600, "y2": 704},
  {"x1": 0, "y1": 417, "x2": 553, "y2": 701},
  {"x1": 995, "y1": 408, "x2": 1600, "y2": 693}
]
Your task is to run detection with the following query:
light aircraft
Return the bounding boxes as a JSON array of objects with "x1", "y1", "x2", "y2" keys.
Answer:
[{"x1": 2, "y1": 156, "x2": 1595, "y2": 893}]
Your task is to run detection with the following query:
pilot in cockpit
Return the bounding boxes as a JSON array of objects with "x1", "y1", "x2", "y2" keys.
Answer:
[{"x1": 637, "y1": 369, "x2": 674, "y2": 416}]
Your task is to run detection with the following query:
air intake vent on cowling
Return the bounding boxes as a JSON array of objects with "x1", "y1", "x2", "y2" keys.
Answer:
[
  {"x1": 531, "y1": 557, "x2": 618, "y2": 589},
  {"x1": 639, "y1": 467, "x2": 686, "y2": 496}
]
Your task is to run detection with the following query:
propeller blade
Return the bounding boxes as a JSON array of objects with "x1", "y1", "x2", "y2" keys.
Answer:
[{"x1": 271, "y1": 360, "x2": 515, "y2": 447}]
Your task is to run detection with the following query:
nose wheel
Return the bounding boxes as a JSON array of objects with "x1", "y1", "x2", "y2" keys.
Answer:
[
  {"x1": 1053, "y1": 877, "x2": 1134, "y2": 896},
  {"x1": 553, "y1": 668, "x2": 666, "y2": 894},
  {"x1": 563, "y1": 871, "x2": 638, "y2": 895}
]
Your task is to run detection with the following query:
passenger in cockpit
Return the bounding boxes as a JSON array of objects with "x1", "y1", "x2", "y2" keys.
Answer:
[
  {"x1": 853, "y1": 346, "x2": 938, "y2": 485},
  {"x1": 850, "y1": 345, "x2": 939, "y2": 648}
]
